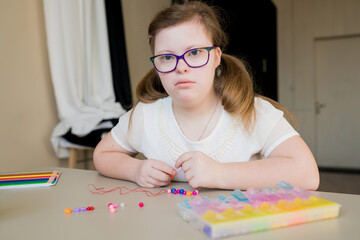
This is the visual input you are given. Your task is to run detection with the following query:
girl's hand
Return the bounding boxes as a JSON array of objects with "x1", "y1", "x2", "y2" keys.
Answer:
[
  {"x1": 135, "y1": 159, "x2": 177, "y2": 188},
  {"x1": 175, "y1": 151, "x2": 221, "y2": 189}
]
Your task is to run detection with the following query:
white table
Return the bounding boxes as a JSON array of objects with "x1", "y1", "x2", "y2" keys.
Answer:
[{"x1": 1, "y1": 168, "x2": 359, "y2": 240}]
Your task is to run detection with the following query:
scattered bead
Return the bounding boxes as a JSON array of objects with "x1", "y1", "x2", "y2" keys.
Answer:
[
  {"x1": 64, "y1": 208, "x2": 72, "y2": 214},
  {"x1": 168, "y1": 188, "x2": 197, "y2": 196},
  {"x1": 139, "y1": 202, "x2": 144, "y2": 208},
  {"x1": 120, "y1": 202, "x2": 125, "y2": 208},
  {"x1": 65, "y1": 206, "x2": 95, "y2": 214},
  {"x1": 73, "y1": 208, "x2": 81, "y2": 212},
  {"x1": 110, "y1": 208, "x2": 116, "y2": 213}
]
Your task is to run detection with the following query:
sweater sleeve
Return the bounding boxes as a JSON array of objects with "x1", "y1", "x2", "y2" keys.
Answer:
[
  {"x1": 252, "y1": 98, "x2": 299, "y2": 158},
  {"x1": 261, "y1": 117, "x2": 299, "y2": 157},
  {"x1": 111, "y1": 103, "x2": 144, "y2": 153}
]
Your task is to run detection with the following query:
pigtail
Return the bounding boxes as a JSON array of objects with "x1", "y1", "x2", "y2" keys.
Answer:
[
  {"x1": 136, "y1": 68, "x2": 168, "y2": 103},
  {"x1": 128, "y1": 68, "x2": 168, "y2": 131},
  {"x1": 216, "y1": 53, "x2": 297, "y2": 131},
  {"x1": 216, "y1": 53, "x2": 256, "y2": 132}
]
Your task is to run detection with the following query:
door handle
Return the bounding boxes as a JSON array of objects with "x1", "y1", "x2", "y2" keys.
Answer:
[{"x1": 315, "y1": 101, "x2": 326, "y2": 114}]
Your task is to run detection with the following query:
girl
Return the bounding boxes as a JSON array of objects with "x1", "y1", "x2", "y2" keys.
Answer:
[{"x1": 93, "y1": 1, "x2": 319, "y2": 190}]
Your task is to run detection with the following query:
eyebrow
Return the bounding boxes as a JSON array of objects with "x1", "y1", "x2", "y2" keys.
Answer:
[{"x1": 155, "y1": 45, "x2": 207, "y2": 55}]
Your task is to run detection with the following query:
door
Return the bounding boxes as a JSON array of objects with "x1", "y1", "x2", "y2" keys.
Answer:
[{"x1": 315, "y1": 35, "x2": 360, "y2": 169}]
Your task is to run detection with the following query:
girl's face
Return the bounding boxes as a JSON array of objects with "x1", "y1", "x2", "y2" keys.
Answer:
[{"x1": 153, "y1": 19, "x2": 221, "y2": 107}]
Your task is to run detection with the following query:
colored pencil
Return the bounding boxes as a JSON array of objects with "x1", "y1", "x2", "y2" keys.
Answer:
[{"x1": 0, "y1": 170, "x2": 60, "y2": 189}]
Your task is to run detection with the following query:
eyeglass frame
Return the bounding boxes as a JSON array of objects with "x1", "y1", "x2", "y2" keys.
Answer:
[{"x1": 150, "y1": 46, "x2": 217, "y2": 73}]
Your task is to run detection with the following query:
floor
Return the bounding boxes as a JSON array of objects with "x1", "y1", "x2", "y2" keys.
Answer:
[{"x1": 318, "y1": 171, "x2": 360, "y2": 195}]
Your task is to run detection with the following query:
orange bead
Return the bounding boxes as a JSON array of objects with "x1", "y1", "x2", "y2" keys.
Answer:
[
  {"x1": 186, "y1": 191, "x2": 192, "y2": 196},
  {"x1": 64, "y1": 208, "x2": 72, "y2": 214}
]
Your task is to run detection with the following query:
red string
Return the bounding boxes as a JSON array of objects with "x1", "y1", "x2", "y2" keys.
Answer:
[{"x1": 87, "y1": 184, "x2": 169, "y2": 197}]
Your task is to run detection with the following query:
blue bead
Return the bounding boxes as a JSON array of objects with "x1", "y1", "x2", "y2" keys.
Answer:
[
  {"x1": 179, "y1": 189, "x2": 184, "y2": 194},
  {"x1": 171, "y1": 188, "x2": 176, "y2": 193}
]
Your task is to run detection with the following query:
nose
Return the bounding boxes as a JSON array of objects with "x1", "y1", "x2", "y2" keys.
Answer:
[{"x1": 176, "y1": 58, "x2": 190, "y2": 73}]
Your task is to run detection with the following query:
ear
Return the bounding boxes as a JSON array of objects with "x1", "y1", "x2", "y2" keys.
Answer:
[{"x1": 214, "y1": 47, "x2": 222, "y2": 66}]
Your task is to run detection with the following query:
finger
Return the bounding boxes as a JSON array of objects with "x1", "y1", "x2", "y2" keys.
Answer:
[
  {"x1": 175, "y1": 152, "x2": 193, "y2": 168},
  {"x1": 147, "y1": 175, "x2": 170, "y2": 187},
  {"x1": 151, "y1": 160, "x2": 177, "y2": 177},
  {"x1": 183, "y1": 169, "x2": 193, "y2": 183},
  {"x1": 150, "y1": 167, "x2": 172, "y2": 182},
  {"x1": 181, "y1": 160, "x2": 191, "y2": 172}
]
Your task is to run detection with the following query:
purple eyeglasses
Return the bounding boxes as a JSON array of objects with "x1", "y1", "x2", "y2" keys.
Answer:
[{"x1": 150, "y1": 46, "x2": 217, "y2": 73}]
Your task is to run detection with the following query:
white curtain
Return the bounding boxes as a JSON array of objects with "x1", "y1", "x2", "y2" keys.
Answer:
[{"x1": 43, "y1": 0, "x2": 125, "y2": 158}]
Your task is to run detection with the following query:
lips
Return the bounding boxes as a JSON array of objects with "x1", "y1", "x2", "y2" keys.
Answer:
[{"x1": 175, "y1": 80, "x2": 195, "y2": 86}]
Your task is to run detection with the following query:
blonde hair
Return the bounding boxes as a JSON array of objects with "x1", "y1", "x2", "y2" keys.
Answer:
[{"x1": 132, "y1": 1, "x2": 296, "y2": 131}]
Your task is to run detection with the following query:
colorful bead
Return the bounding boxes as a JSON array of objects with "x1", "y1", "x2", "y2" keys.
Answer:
[
  {"x1": 73, "y1": 208, "x2": 81, "y2": 212},
  {"x1": 139, "y1": 202, "x2": 144, "y2": 207},
  {"x1": 120, "y1": 202, "x2": 125, "y2": 208},
  {"x1": 81, "y1": 207, "x2": 87, "y2": 212},
  {"x1": 110, "y1": 208, "x2": 116, "y2": 213},
  {"x1": 169, "y1": 188, "x2": 197, "y2": 196},
  {"x1": 89, "y1": 206, "x2": 94, "y2": 211},
  {"x1": 64, "y1": 208, "x2": 72, "y2": 214}
]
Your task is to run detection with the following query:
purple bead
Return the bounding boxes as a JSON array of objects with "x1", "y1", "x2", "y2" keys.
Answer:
[
  {"x1": 73, "y1": 208, "x2": 81, "y2": 212},
  {"x1": 81, "y1": 207, "x2": 87, "y2": 212}
]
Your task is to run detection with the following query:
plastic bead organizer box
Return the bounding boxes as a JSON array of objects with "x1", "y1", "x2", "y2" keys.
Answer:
[{"x1": 177, "y1": 181, "x2": 341, "y2": 239}]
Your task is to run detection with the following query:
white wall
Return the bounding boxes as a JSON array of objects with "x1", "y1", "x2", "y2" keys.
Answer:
[
  {"x1": 0, "y1": 0, "x2": 59, "y2": 172},
  {"x1": 0, "y1": 0, "x2": 169, "y2": 172},
  {"x1": 121, "y1": 0, "x2": 170, "y2": 103},
  {"x1": 273, "y1": 0, "x2": 360, "y2": 168}
]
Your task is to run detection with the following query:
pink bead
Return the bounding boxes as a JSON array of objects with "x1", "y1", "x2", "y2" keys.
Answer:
[
  {"x1": 110, "y1": 208, "x2": 116, "y2": 213},
  {"x1": 113, "y1": 204, "x2": 118, "y2": 208},
  {"x1": 108, "y1": 203, "x2": 113, "y2": 208},
  {"x1": 183, "y1": 190, "x2": 187, "y2": 195},
  {"x1": 193, "y1": 190, "x2": 198, "y2": 196},
  {"x1": 167, "y1": 189, "x2": 171, "y2": 194},
  {"x1": 139, "y1": 202, "x2": 144, "y2": 208}
]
